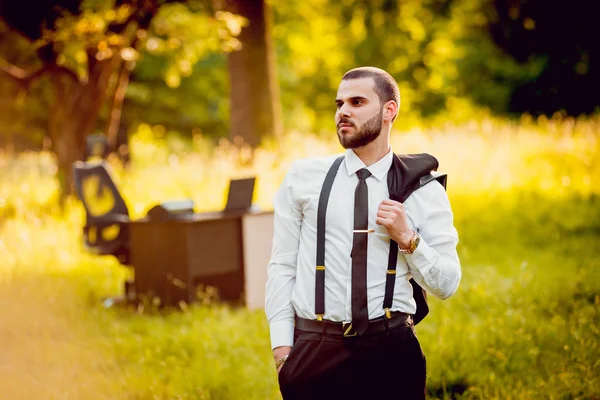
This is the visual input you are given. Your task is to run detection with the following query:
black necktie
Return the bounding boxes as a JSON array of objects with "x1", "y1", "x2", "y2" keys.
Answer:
[{"x1": 352, "y1": 168, "x2": 371, "y2": 335}]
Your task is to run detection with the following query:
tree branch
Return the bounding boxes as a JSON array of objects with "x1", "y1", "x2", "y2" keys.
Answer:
[
  {"x1": 0, "y1": 61, "x2": 31, "y2": 79},
  {"x1": 0, "y1": 60, "x2": 80, "y2": 88},
  {"x1": 105, "y1": 61, "x2": 132, "y2": 150}
]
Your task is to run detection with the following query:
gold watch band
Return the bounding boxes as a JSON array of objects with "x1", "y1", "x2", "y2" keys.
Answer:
[
  {"x1": 275, "y1": 354, "x2": 289, "y2": 370},
  {"x1": 399, "y1": 230, "x2": 420, "y2": 254}
]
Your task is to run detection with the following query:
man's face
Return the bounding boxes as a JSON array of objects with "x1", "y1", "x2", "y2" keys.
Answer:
[{"x1": 335, "y1": 78, "x2": 383, "y2": 149}]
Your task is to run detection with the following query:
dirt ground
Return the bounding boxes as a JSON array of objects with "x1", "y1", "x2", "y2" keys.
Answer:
[{"x1": 0, "y1": 277, "x2": 119, "y2": 400}]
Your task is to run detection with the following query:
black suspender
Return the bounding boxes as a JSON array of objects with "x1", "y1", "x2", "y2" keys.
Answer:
[
  {"x1": 382, "y1": 235, "x2": 399, "y2": 318},
  {"x1": 315, "y1": 156, "x2": 344, "y2": 321},
  {"x1": 316, "y1": 155, "x2": 401, "y2": 321},
  {"x1": 315, "y1": 156, "x2": 447, "y2": 324}
]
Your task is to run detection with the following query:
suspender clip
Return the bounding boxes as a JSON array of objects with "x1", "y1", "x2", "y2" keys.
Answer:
[
  {"x1": 316, "y1": 314, "x2": 324, "y2": 321},
  {"x1": 384, "y1": 308, "x2": 392, "y2": 319}
]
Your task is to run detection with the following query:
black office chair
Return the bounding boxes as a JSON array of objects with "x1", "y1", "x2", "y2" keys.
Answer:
[{"x1": 73, "y1": 161, "x2": 131, "y2": 265}]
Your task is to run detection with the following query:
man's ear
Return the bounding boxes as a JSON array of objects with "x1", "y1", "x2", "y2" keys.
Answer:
[{"x1": 384, "y1": 100, "x2": 398, "y2": 122}]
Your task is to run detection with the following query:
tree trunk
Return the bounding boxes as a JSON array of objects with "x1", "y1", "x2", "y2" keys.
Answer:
[
  {"x1": 225, "y1": 0, "x2": 282, "y2": 147},
  {"x1": 49, "y1": 55, "x2": 122, "y2": 198}
]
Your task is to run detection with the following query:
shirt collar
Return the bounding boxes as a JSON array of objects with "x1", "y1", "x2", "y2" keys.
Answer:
[{"x1": 344, "y1": 148, "x2": 393, "y2": 182}]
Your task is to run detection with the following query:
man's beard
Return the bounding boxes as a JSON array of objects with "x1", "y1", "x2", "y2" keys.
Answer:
[{"x1": 337, "y1": 109, "x2": 383, "y2": 149}]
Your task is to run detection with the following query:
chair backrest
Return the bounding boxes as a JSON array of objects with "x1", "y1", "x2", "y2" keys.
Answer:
[
  {"x1": 73, "y1": 161, "x2": 129, "y2": 221},
  {"x1": 73, "y1": 161, "x2": 130, "y2": 263}
]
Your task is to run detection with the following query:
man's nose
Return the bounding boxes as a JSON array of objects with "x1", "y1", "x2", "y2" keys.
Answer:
[{"x1": 338, "y1": 103, "x2": 351, "y2": 118}]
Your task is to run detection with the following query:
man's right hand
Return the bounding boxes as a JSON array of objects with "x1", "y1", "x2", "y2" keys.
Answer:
[{"x1": 273, "y1": 346, "x2": 293, "y2": 373}]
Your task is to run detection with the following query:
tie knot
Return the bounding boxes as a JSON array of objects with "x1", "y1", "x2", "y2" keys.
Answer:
[{"x1": 356, "y1": 168, "x2": 371, "y2": 180}]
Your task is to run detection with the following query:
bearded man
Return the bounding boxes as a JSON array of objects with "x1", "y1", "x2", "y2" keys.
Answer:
[{"x1": 265, "y1": 66, "x2": 461, "y2": 399}]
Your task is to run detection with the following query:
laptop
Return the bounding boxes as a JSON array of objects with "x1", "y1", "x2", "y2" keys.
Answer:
[{"x1": 224, "y1": 177, "x2": 256, "y2": 211}]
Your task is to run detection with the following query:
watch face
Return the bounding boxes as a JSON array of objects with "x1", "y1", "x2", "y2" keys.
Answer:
[{"x1": 412, "y1": 235, "x2": 420, "y2": 251}]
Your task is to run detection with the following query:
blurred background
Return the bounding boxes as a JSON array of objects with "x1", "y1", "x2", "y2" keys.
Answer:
[{"x1": 0, "y1": 0, "x2": 598, "y2": 399}]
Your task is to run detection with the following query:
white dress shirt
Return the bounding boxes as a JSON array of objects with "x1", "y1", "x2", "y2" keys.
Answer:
[{"x1": 265, "y1": 148, "x2": 461, "y2": 349}]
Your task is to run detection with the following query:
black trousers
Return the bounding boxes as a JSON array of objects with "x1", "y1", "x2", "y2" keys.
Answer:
[{"x1": 278, "y1": 320, "x2": 427, "y2": 400}]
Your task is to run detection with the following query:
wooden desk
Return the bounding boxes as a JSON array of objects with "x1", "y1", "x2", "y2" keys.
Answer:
[{"x1": 130, "y1": 210, "x2": 273, "y2": 309}]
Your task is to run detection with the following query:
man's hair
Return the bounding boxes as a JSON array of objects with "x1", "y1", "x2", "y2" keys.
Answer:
[{"x1": 342, "y1": 66, "x2": 400, "y2": 121}]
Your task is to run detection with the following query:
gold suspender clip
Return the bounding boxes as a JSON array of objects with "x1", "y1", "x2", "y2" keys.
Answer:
[
  {"x1": 384, "y1": 308, "x2": 392, "y2": 319},
  {"x1": 316, "y1": 314, "x2": 324, "y2": 321}
]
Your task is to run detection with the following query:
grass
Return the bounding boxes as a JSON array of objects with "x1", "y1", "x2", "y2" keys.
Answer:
[{"x1": 0, "y1": 114, "x2": 599, "y2": 399}]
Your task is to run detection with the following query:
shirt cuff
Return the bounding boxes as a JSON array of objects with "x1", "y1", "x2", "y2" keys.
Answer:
[
  {"x1": 404, "y1": 236, "x2": 438, "y2": 277},
  {"x1": 269, "y1": 319, "x2": 295, "y2": 350}
]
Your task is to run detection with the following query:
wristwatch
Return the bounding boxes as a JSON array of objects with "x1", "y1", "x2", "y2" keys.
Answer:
[
  {"x1": 399, "y1": 230, "x2": 420, "y2": 254},
  {"x1": 275, "y1": 354, "x2": 289, "y2": 370}
]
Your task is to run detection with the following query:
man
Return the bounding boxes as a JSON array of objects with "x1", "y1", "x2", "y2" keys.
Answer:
[{"x1": 265, "y1": 66, "x2": 461, "y2": 399}]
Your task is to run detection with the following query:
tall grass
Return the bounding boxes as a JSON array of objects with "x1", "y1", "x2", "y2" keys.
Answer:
[{"x1": 0, "y1": 114, "x2": 598, "y2": 399}]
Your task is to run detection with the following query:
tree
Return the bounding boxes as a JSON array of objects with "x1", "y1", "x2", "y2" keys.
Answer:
[
  {"x1": 0, "y1": 0, "x2": 244, "y2": 197},
  {"x1": 224, "y1": 0, "x2": 281, "y2": 146}
]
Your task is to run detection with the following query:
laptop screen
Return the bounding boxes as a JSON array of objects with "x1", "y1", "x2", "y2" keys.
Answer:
[{"x1": 225, "y1": 177, "x2": 256, "y2": 211}]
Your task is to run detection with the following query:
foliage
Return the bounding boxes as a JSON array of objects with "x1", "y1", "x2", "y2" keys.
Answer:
[
  {"x1": 119, "y1": 3, "x2": 247, "y2": 137},
  {"x1": 123, "y1": 0, "x2": 571, "y2": 136},
  {"x1": 5, "y1": 0, "x2": 598, "y2": 151},
  {"x1": 1, "y1": 115, "x2": 599, "y2": 399},
  {"x1": 0, "y1": 0, "x2": 245, "y2": 159},
  {"x1": 1, "y1": 0, "x2": 245, "y2": 79},
  {"x1": 271, "y1": 0, "x2": 538, "y2": 133},
  {"x1": 0, "y1": 20, "x2": 49, "y2": 149},
  {"x1": 488, "y1": 0, "x2": 600, "y2": 115}
]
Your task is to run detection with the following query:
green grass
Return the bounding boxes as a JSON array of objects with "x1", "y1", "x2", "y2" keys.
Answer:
[
  {"x1": 2, "y1": 192, "x2": 597, "y2": 399},
  {"x1": 1, "y1": 116, "x2": 599, "y2": 399},
  {"x1": 424, "y1": 193, "x2": 600, "y2": 399}
]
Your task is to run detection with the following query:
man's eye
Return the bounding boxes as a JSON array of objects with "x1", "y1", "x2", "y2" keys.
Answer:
[{"x1": 352, "y1": 100, "x2": 363, "y2": 105}]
